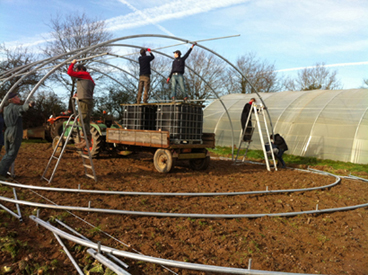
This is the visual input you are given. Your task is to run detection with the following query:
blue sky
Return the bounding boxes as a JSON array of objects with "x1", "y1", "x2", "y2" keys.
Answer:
[{"x1": 1, "y1": 0, "x2": 367, "y2": 89}]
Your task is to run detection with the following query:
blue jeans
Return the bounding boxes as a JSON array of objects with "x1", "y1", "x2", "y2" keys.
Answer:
[
  {"x1": 276, "y1": 148, "x2": 286, "y2": 168},
  {"x1": 171, "y1": 74, "x2": 187, "y2": 99}
]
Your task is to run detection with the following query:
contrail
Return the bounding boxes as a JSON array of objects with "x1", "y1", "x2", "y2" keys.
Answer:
[
  {"x1": 276, "y1": 61, "x2": 368, "y2": 72},
  {"x1": 116, "y1": 0, "x2": 175, "y2": 36},
  {"x1": 5, "y1": 0, "x2": 249, "y2": 49}
]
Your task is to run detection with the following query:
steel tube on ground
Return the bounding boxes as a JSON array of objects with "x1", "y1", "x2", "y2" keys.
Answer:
[
  {"x1": 0, "y1": 170, "x2": 340, "y2": 196},
  {"x1": 31, "y1": 216, "x2": 312, "y2": 275},
  {"x1": 12, "y1": 188, "x2": 22, "y2": 221},
  {"x1": 56, "y1": 218, "x2": 130, "y2": 270},
  {"x1": 87, "y1": 249, "x2": 131, "y2": 275},
  {"x1": 52, "y1": 231, "x2": 84, "y2": 275},
  {"x1": 2, "y1": 194, "x2": 367, "y2": 219},
  {"x1": 0, "y1": 203, "x2": 21, "y2": 220}
]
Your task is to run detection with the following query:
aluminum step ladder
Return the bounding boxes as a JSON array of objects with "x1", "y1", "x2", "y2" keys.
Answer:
[
  {"x1": 41, "y1": 98, "x2": 97, "y2": 184},
  {"x1": 234, "y1": 103, "x2": 278, "y2": 171}
]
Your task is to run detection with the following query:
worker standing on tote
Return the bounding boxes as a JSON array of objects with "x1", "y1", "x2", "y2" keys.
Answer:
[
  {"x1": 167, "y1": 42, "x2": 197, "y2": 102},
  {"x1": 137, "y1": 48, "x2": 155, "y2": 104},
  {"x1": 67, "y1": 59, "x2": 95, "y2": 149}
]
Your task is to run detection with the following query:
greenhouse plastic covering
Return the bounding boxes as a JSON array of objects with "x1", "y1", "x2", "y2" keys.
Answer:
[{"x1": 203, "y1": 89, "x2": 368, "y2": 164}]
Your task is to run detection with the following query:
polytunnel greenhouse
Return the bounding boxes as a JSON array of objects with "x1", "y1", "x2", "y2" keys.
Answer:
[{"x1": 203, "y1": 89, "x2": 368, "y2": 164}]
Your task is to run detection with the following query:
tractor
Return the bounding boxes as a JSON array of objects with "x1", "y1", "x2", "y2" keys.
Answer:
[
  {"x1": 47, "y1": 111, "x2": 73, "y2": 140},
  {"x1": 52, "y1": 113, "x2": 119, "y2": 158}
]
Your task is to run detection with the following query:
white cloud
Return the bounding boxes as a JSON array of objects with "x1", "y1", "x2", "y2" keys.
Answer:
[
  {"x1": 116, "y1": 0, "x2": 174, "y2": 36},
  {"x1": 277, "y1": 61, "x2": 368, "y2": 73}
]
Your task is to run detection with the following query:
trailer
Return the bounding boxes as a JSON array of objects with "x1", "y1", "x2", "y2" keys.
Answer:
[{"x1": 106, "y1": 128, "x2": 215, "y2": 173}]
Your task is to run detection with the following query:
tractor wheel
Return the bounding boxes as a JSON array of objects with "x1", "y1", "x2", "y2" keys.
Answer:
[
  {"x1": 75, "y1": 127, "x2": 103, "y2": 158},
  {"x1": 189, "y1": 156, "x2": 210, "y2": 171},
  {"x1": 52, "y1": 136, "x2": 64, "y2": 153},
  {"x1": 153, "y1": 149, "x2": 175, "y2": 173},
  {"x1": 45, "y1": 123, "x2": 53, "y2": 142},
  {"x1": 50, "y1": 119, "x2": 67, "y2": 140}
]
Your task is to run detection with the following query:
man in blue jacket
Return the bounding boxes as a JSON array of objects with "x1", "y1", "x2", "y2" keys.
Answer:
[
  {"x1": 167, "y1": 42, "x2": 197, "y2": 101},
  {"x1": 0, "y1": 92, "x2": 34, "y2": 181}
]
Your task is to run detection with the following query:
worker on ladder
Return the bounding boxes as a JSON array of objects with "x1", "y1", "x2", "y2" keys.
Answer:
[
  {"x1": 67, "y1": 59, "x2": 95, "y2": 149},
  {"x1": 240, "y1": 98, "x2": 256, "y2": 141}
]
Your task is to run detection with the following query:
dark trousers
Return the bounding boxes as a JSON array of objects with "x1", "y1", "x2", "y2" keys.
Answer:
[
  {"x1": 0, "y1": 127, "x2": 22, "y2": 176},
  {"x1": 276, "y1": 148, "x2": 286, "y2": 168},
  {"x1": 241, "y1": 114, "x2": 253, "y2": 141},
  {"x1": 137, "y1": 75, "x2": 150, "y2": 103}
]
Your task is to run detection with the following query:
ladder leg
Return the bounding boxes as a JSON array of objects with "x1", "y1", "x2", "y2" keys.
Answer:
[
  {"x1": 74, "y1": 98, "x2": 97, "y2": 182},
  {"x1": 234, "y1": 108, "x2": 254, "y2": 164},
  {"x1": 262, "y1": 110, "x2": 277, "y2": 171},
  {"x1": 253, "y1": 105, "x2": 271, "y2": 171},
  {"x1": 42, "y1": 98, "x2": 97, "y2": 183},
  {"x1": 41, "y1": 114, "x2": 78, "y2": 183}
]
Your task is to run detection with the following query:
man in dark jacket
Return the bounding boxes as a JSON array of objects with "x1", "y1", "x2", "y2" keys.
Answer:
[
  {"x1": 240, "y1": 98, "x2": 256, "y2": 141},
  {"x1": 67, "y1": 59, "x2": 95, "y2": 149},
  {"x1": 167, "y1": 42, "x2": 197, "y2": 101},
  {"x1": 0, "y1": 92, "x2": 34, "y2": 181},
  {"x1": 137, "y1": 48, "x2": 154, "y2": 104},
  {"x1": 271, "y1": 133, "x2": 288, "y2": 168}
]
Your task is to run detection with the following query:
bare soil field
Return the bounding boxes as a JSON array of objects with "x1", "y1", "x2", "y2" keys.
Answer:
[{"x1": 1, "y1": 143, "x2": 368, "y2": 274}]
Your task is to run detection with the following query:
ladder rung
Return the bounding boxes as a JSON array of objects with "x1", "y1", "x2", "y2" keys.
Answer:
[
  {"x1": 81, "y1": 154, "x2": 90, "y2": 159},
  {"x1": 52, "y1": 156, "x2": 59, "y2": 160},
  {"x1": 83, "y1": 164, "x2": 92, "y2": 169},
  {"x1": 86, "y1": 174, "x2": 96, "y2": 179}
]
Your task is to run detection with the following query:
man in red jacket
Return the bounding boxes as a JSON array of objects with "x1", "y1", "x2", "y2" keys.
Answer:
[{"x1": 67, "y1": 59, "x2": 95, "y2": 149}]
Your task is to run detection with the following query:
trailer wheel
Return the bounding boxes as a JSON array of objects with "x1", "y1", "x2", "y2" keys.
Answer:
[
  {"x1": 52, "y1": 136, "x2": 64, "y2": 153},
  {"x1": 189, "y1": 156, "x2": 210, "y2": 171},
  {"x1": 153, "y1": 149, "x2": 175, "y2": 173}
]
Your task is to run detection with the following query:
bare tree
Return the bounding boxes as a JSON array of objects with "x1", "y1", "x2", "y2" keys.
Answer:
[
  {"x1": 0, "y1": 44, "x2": 42, "y2": 99},
  {"x1": 223, "y1": 52, "x2": 280, "y2": 94},
  {"x1": 42, "y1": 12, "x2": 113, "y2": 110},
  {"x1": 184, "y1": 49, "x2": 226, "y2": 100},
  {"x1": 283, "y1": 63, "x2": 342, "y2": 91}
]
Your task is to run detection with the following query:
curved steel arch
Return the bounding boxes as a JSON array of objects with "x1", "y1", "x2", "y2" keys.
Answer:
[
  {"x1": 108, "y1": 43, "x2": 236, "y2": 156},
  {"x1": 108, "y1": 35, "x2": 274, "y2": 133},
  {"x1": 0, "y1": 48, "x2": 107, "y2": 110},
  {"x1": 106, "y1": 53, "x2": 168, "y2": 85},
  {"x1": 2, "y1": 34, "x2": 272, "y2": 159},
  {"x1": 92, "y1": 60, "x2": 164, "y2": 102},
  {"x1": 88, "y1": 67, "x2": 136, "y2": 98}
]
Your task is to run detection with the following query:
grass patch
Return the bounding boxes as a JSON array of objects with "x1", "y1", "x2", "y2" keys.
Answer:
[{"x1": 209, "y1": 146, "x2": 368, "y2": 178}]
